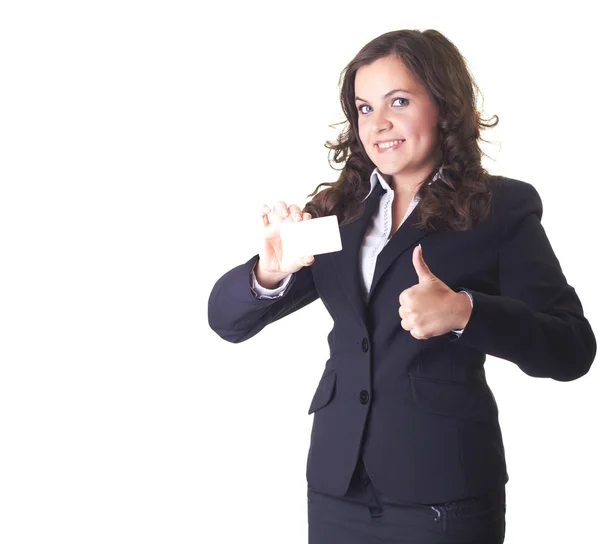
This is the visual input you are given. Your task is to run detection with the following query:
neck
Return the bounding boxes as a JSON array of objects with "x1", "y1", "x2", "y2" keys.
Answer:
[
  {"x1": 392, "y1": 180, "x2": 421, "y2": 201},
  {"x1": 387, "y1": 162, "x2": 440, "y2": 198}
]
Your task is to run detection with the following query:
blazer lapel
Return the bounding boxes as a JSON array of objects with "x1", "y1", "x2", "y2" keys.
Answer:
[
  {"x1": 334, "y1": 185, "x2": 383, "y2": 324},
  {"x1": 368, "y1": 201, "x2": 430, "y2": 301}
]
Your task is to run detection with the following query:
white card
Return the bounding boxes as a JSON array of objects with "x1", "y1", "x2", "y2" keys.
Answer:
[{"x1": 279, "y1": 215, "x2": 342, "y2": 258}]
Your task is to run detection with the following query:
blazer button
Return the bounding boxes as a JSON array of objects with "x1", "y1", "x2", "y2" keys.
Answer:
[
  {"x1": 359, "y1": 390, "x2": 370, "y2": 404},
  {"x1": 361, "y1": 338, "x2": 369, "y2": 352}
]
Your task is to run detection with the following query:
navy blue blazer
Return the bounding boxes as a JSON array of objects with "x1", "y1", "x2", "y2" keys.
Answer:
[{"x1": 208, "y1": 175, "x2": 596, "y2": 504}]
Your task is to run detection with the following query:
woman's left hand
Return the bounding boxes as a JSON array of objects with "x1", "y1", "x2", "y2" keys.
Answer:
[{"x1": 399, "y1": 245, "x2": 472, "y2": 340}]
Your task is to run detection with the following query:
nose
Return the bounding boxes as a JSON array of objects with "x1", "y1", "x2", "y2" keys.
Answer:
[{"x1": 370, "y1": 109, "x2": 392, "y2": 133}]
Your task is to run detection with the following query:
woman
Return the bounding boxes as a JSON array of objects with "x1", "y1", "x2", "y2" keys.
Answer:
[{"x1": 207, "y1": 29, "x2": 596, "y2": 543}]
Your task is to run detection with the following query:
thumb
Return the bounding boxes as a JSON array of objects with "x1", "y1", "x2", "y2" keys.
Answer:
[{"x1": 412, "y1": 244, "x2": 435, "y2": 283}]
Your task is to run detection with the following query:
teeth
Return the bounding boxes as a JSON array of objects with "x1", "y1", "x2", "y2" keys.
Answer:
[{"x1": 377, "y1": 139, "x2": 402, "y2": 149}]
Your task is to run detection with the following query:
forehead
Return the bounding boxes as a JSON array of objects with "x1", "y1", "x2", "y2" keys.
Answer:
[{"x1": 354, "y1": 56, "x2": 420, "y2": 97}]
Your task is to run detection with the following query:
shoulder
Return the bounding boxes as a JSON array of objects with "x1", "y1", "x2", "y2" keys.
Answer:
[{"x1": 488, "y1": 175, "x2": 543, "y2": 221}]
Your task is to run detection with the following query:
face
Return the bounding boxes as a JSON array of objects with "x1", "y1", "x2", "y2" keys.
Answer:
[{"x1": 354, "y1": 55, "x2": 441, "y2": 191}]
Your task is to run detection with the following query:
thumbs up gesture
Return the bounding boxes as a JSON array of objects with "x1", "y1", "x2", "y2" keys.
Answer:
[{"x1": 398, "y1": 244, "x2": 472, "y2": 340}]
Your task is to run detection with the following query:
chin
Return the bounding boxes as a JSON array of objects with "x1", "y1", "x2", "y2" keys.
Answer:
[{"x1": 376, "y1": 163, "x2": 405, "y2": 176}]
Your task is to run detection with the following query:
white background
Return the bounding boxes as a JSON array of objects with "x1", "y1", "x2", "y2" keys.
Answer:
[{"x1": 1, "y1": 1, "x2": 598, "y2": 542}]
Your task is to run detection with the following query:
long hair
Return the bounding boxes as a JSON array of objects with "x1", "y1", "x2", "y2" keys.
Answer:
[{"x1": 303, "y1": 29, "x2": 498, "y2": 231}]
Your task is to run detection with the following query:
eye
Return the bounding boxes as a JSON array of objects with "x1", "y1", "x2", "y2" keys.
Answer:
[{"x1": 357, "y1": 97, "x2": 409, "y2": 115}]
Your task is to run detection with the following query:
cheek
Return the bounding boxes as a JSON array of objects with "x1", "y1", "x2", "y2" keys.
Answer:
[
  {"x1": 399, "y1": 116, "x2": 420, "y2": 138},
  {"x1": 410, "y1": 112, "x2": 438, "y2": 140},
  {"x1": 357, "y1": 119, "x2": 367, "y2": 140},
  {"x1": 358, "y1": 121, "x2": 372, "y2": 150}
]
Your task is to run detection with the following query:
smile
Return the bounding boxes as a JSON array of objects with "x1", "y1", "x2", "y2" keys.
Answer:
[{"x1": 375, "y1": 139, "x2": 405, "y2": 153}]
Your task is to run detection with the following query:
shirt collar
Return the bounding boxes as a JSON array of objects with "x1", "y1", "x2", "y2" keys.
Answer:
[{"x1": 361, "y1": 165, "x2": 444, "y2": 203}]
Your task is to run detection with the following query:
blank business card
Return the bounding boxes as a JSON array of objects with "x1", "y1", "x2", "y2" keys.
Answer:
[{"x1": 279, "y1": 215, "x2": 342, "y2": 258}]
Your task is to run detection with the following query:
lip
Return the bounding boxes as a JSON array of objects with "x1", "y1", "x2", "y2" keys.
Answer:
[{"x1": 375, "y1": 139, "x2": 405, "y2": 154}]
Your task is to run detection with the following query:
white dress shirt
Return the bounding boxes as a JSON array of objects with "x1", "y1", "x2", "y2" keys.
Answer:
[{"x1": 250, "y1": 166, "x2": 472, "y2": 335}]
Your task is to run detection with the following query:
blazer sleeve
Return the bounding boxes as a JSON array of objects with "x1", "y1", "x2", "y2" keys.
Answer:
[
  {"x1": 207, "y1": 254, "x2": 319, "y2": 343},
  {"x1": 452, "y1": 183, "x2": 596, "y2": 381}
]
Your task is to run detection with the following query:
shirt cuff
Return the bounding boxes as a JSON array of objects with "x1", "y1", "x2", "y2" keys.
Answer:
[
  {"x1": 450, "y1": 290, "x2": 474, "y2": 336},
  {"x1": 250, "y1": 262, "x2": 293, "y2": 299},
  {"x1": 460, "y1": 289, "x2": 474, "y2": 308}
]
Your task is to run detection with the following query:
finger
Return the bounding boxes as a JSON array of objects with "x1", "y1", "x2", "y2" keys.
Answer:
[
  {"x1": 295, "y1": 254, "x2": 314, "y2": 268},
  {"x1": 272, "y1": 201, "x2": 289, "y2": 222},
  {"x1": 399, "y1": 289, "x2": 411, "y2": 307},
  {"x1": 410, "y1": 329, "x2": 424, "y2": 340},
  {"x1": 410, "y1": 327, "x2": 428, "y2": 340},
  {"x1": 288, "y1": 204, "x2": 303, "y2": 221},
  {"x1": 302, "y1": 212, "x2": 312, "y2": 221},
  {"x1": 412, "y1": 244, "x2": 435, "y2": 283},
  {"x1": 398, "y1": 300, "x2": 412, "y2": 315},
  {"x1": 400, "y1": 312, "x2": 415, "y2": 329},
  {"x1": 399, "y1": 306, "x2": 411, "y2": 320},
  {"x1": 260, "y1": 204, "x2": 271, "y2": 227}
]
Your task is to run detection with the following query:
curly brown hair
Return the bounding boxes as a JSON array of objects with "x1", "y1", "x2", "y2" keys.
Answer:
[{"x1": 303, "y1": 29, "x2": 499, "y2": 232}]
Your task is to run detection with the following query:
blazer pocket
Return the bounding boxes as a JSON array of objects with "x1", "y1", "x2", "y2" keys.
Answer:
[
  {"x1": 308, "y1": 370, "x2": 337, "y2": 415},
  {"x1": 409, "y1": 375, "x2": 498, "y2": 422}
]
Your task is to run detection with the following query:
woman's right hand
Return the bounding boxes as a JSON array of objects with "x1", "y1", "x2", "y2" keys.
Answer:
[{"x1": 256, "y1": 200, "x2": 315, "y2": 288}]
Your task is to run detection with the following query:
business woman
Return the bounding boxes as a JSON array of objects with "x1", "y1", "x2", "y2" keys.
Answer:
[{"x1": 208, "y1": 29, "x2": 596, "y2": 543}]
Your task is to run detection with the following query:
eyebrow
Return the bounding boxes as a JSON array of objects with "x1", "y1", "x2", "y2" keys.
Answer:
[{"x1": 355, "y1": 88, "x2": 413, "y2": 102}]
